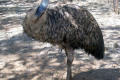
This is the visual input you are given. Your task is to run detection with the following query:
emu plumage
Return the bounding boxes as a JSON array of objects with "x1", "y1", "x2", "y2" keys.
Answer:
[{"x1": 23, "y1": 4, "x2": 104, "y2": 80}]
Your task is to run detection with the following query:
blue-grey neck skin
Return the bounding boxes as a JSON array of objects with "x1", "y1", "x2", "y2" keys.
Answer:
[{"x1": 35, "y1": 0, "x2": 49, "y2": 17}]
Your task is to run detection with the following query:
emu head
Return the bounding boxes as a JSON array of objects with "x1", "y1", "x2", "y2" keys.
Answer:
[{"x1": 23, "y1": 0, "x2": 49, "y2": 29}]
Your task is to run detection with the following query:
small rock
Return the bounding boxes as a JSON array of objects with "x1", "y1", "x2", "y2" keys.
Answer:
[{"x1": 0, "y1": 62, "x2": 6, "y2": 69}]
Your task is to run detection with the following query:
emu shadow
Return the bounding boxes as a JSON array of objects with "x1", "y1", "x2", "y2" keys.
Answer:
[{"x1": 73, "y1": 68, "x2": 120, "y2": 80}]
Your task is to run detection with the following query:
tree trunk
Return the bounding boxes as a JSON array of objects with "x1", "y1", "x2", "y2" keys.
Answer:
[
  {"x1": 116, "y1": 0, "x2": 119, "y2": 14},
  {"x1": 108, "y1": 0, "x2": 109, "y2": 3},
  {"x1": 113, "y1": 0, "x2": 115, "y2": 11}
]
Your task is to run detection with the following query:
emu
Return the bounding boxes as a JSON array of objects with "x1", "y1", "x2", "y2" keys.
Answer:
[{"x1": 22, "y1": 0, "x2": 104, "y2": 80}]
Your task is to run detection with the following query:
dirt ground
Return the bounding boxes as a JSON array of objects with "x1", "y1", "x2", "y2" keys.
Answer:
[{"x1": 0, "y1": 0, "x2": 120, "y2": 80}]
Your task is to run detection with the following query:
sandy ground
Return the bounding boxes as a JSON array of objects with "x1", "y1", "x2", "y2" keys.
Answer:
[{"x1": 0, "y1": 0, "x2": 120, "y2": 80}]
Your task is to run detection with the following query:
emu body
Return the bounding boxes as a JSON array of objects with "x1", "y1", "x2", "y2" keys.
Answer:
[{"x1": 23, "y1": 4, "x2": 104, "y2": 80}]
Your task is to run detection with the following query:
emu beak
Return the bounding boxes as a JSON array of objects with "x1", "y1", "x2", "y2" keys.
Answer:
[{"x1": 35, "y1": 0, "x2": 49, "y2": 17}]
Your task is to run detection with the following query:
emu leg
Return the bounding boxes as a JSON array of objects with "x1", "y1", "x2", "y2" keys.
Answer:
[{"x1": 65, "y1": 47, "x2": 74, "y2": 80}]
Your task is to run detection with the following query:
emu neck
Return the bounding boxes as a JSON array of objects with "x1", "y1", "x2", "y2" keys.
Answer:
[{"x1": 30, "y1": 11, "x2": 47, "y2": 35}]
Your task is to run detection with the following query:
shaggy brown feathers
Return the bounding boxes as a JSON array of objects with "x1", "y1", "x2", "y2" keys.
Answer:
[{"x1": 23, "y1": 4, "x2": 104, "y2": 59}]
